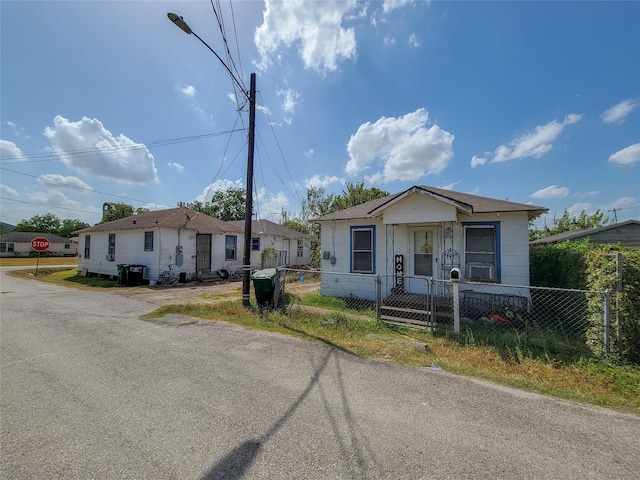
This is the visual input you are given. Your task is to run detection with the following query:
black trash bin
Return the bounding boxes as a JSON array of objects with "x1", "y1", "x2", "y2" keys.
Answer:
[
  {"x1": 127, "y1": 265, "x2": 145, "y2": 286},
  {"x1": 117, "y1": 264, "x2": 128, "y2": 286},
  {"x1": 252, "y1": 268, "x2": 277, "y2": 307}
]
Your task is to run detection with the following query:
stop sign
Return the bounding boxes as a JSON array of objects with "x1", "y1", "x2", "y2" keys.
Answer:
[{"x1": 31, "y1": 237, "x2": 50, "y2": 251}]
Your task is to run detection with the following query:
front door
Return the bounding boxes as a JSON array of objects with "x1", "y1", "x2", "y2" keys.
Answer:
[
  {"x1": 196, "y1": 234, "x2": 211, "y2": 273},
  {"x1": 406, "y1": 228, "x2": 435, "y2": 293}
]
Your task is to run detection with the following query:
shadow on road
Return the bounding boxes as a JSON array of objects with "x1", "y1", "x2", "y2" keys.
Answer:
[{"x1": 200, "y1": 346, "x2": 375, "y2": 479}]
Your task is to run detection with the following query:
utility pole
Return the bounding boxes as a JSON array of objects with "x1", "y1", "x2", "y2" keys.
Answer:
[{"x1": 242, "y1": 73, "x2": 256, "y2": 308}]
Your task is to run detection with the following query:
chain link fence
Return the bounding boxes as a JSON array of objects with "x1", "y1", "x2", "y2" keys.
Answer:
[{"x1": 274, "y1": 268, "x2": 611, "y2": 357}]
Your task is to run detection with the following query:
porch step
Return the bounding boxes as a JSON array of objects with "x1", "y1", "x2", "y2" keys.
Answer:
[
  {"x1": 379, "y1": 316, "x2": 431, "y2": 329},
  {"x1": 381, "y1": 305, "x2": 430, "y2": 315}
]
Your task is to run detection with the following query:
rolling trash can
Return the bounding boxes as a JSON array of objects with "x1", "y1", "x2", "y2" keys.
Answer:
[
  {"x1": 126, "y1": 265, "x2": 145, "y2": 286},
  {"x1": 251, "y1": 268, "x2": 277, "y2": 307},
  {"x1": 117, "y1": 264, "x2": 128, "y2": 286}
]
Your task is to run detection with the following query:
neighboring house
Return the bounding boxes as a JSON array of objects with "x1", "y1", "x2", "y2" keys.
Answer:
[
  {"x1": 75, "y1": 207, "x2": 244, "y2": 282},
  {"x1": 229, "y1": 219, "x2": 311, "y2": 269},
  {"x1": 0, "y1": 232, "x2": 77, "y2": 257},
  {"x1": 314, "y1": 185, "x2": 547, "y2": 300},
  {"x1": 530, "y1": 219, "x2": 640, "y2": 249}
]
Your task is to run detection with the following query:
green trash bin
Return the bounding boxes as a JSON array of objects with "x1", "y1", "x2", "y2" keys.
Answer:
[
  {"x1": 252, "y1": 268, "x2": 277, "y2": 306},
  {"x1": 117, "y1": 264, "x2": 128, "y2": 286}
]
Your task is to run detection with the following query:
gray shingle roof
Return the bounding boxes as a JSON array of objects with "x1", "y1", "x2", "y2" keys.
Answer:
[
  {"x1": 75, "y1": 208, "x2": 244, "y2": 235},
  {"x1": 229, "y1": 219, "x2": 307, "y2": 238},
  {"x1": 0, "y1": 232, "x2": 73, "y2": 243},
  {"x1": 314, "y1": 185, "x2": 547, "y2": 222},
  {"x1": 529, "y1": 219, "x2": 640, "y2": 245}
]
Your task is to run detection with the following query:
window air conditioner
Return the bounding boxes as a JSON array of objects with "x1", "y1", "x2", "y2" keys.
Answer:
[
  {"x1": 106, "y1": 253, "x2": 115, "y2": 261},
  {"x1": 467, "y1": 264, "x2": 493, "y2": 281}
]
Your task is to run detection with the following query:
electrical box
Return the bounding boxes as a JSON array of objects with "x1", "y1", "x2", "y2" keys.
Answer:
[
  {"x1": 322, "y1": 251, "x2": 331, "y2": 260},
  {"x1": 176, "y1": 245, "x2": 183, "y2": 254},
  {"x1": 175, "y1": 254, "x2": 183, "y2": 266}
]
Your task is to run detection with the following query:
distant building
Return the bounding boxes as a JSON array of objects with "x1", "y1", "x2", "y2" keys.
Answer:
[
  {"x1": 530, "y1": 220, "x2": 640, "y2": 250},
  {"x1": 0, "y1": 232, "x2": 77, "y2": 257}
]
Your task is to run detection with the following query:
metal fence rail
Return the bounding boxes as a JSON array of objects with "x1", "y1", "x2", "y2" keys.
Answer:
[{"x1": 275, "y1": 268, "x2": 611, "y2": 356}]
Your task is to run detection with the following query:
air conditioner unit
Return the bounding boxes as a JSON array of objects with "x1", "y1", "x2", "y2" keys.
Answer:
[
  {"x1": 106, "y1": 253, "x2": 115, "y2": 261},
  {"x1": 467, "y1": 264, "x2": 493, "y2": 281}
]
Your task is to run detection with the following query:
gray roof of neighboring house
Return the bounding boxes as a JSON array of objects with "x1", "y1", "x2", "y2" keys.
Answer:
[
  {"x1": 229, "y1": 219, "x2": 308, "y2": 239},
  {"x1": 529, "y1": 219, "x2": 640, "y2": 246},
  {"x1": 314, "y1": 185, "x2": 548, "y2": 222},
  {"x1": 75, "y1": 208, "x2": 244, "y2": 235},
  {"x1": 1, "y1": 232, "x2": 73, "y2": 243}
]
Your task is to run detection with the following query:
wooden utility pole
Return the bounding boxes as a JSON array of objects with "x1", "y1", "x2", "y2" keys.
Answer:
[{"x1": 242, "y1": 72, "x2": 256, "y2": 308}]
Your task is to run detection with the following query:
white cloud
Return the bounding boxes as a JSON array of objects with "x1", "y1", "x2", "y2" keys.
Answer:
[
  {"x1": 577, "y1": 190, "x2": 599, "y2": 198},
  {"x1": 37, "y1": 174, "x2": 92, "y2": 191},
  {"x1": 26, "y1": 190, "x2": 84, "y2": 211},
  {"x1": 195, "y1": 178, "x2": 244, "y2": 203},
  {"x1": 601, "y1": 99, "x2": 638, "y2": 124},
  {"x1": 409, "y1": 33, "x2": 421, "y2": 47},
  {"x1": 180, "y1": 85, "x2": 196, "y2": 97},
  {"x1": 608, "y1": 143, "x2": 640, "y2": 166},
  {"x1": 1, "y1": 184, "x2": 18, "y2": 197},
  {"x1": 346, "y1": 108, "x2": 454, "y2": 184},
  {"x1": 305, "y1": 174, "x2": 343, "y2": 189},
  {"x1": 255, "y1": 187, "x2": 290, "y2": 222},
  {"x1": 484, "y1": 114, "x2": 581, "y2": 164},
  {"x1": 602, "y1": 196, "x2": 637, "y2": 213},
  {"x1": 43, "y1": 116, "x2": 158, "y2": 184},
  {"x1": 168, "y1": 161, "x2": 185, "y2": 173},
  {"x1": 439, "y1": 182, "x2": 460, "y2": 191},
  {"x1": 530, "y1": 185, "x2": 570, "y2": 199},
  {"x1": 0, "y1": 140, "x2": 26, "y2": 162},
  {"x1": 304, "y1": 149, "x2": 314, "y2": 158},
  {"x1": 383, "y1": 0, "x2": 414, "y2": 13},
  {"x1": 470, "y1": 155, "x2": 487, "y2": 168},
  {"x1": 566, "y1": 202, "x2": 592, "y2": 217},
  {"x1": 277, "y1": 88, "x2": 301, "y2": 114},
  {"x1": 255, "y1": 0, "x2": 358, "y2": 73}
]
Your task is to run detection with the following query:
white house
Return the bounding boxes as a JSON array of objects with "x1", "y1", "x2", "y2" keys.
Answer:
[
  {"x1": 75, "y1": 207, "x2": 244, "y2": 283},
  {"x1": 314, "y1": 185, "x2": 548, "y2": 301},
  {"x1": 229, "y1": 219, "x2": 311, "y2": 269},
  {"x1": 0, "y1": 232, "x2": 77, "y2": 257}
]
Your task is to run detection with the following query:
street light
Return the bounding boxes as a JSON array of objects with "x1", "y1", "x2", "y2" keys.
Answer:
[{"x1": 168, "y1": 13, "x2": 256, "y2": 308}]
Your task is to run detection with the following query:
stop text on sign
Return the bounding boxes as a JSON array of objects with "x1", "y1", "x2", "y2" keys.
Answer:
[{"x1": 31, "y1": 237, "x2": 50, "y2": 251}]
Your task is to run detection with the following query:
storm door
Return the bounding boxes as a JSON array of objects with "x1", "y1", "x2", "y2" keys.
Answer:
[
  {"x1": 406, "y1": 228, "x2": 436, "y2": 294},
  {"x1": 196, "y1": 234, "x2": 212, "y2": 273}
]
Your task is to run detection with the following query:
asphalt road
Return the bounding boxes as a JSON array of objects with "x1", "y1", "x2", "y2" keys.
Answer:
[{"x1": 1, "y1": 268, "x2": 639, "y2": 479}]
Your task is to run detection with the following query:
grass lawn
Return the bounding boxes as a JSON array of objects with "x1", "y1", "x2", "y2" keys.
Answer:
[{"x1": 9, "y1": 267, "x2": 640, "y2": 414}]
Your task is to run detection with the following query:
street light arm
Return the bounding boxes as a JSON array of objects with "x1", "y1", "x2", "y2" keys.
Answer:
[{"x1": 167, "y1": 12, "x2": 247, "y2": 99}]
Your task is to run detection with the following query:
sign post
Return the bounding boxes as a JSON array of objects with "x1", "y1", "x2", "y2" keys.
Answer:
[{"x1": 31, "y1": 237, "x2": 50, "y2": 277}]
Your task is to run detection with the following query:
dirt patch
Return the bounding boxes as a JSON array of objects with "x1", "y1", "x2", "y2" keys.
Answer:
[{"x1": 111, "y1": 280, "x2": 244, "y2": 305}]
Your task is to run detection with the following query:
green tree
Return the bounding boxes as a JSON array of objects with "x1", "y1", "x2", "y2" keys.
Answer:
[
  {"x1": 330, "y1": 180, "x2": 389, "y2": 211},
  {"x1": 529, "y1": 209, "x2": 610, "y2": 241},
  {"x1": 15, "y1": 213, "x2": 62, "y2": 233},
  {"x1": 58, "y1": 219, "x2": 89, "y2": 238},
  {"x1": 101, "y1": 203, "x2": 134, "y2": 223},
  {"x1": 188, "y1": 187, "x2": 246, "y2": 221}
]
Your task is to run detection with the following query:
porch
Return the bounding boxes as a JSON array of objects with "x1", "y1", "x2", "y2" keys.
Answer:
[{"x1": 379, "y1": 292, "x2": 453, "y2": 329}]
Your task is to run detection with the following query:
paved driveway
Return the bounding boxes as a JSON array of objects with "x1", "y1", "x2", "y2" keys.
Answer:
[{"x1": 1, "y1": 268, "x2": 639, "y2": 479}]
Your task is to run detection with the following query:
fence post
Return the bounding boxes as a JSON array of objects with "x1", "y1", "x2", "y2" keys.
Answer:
[
  {"x1": 376, "y1": 275, "x2": 381, "y2": 321},
  {"x1": 452, "y1": 279, "x2": 460, "y2": 334},
  {"x1": 603, "y1": 289, "x2": 611, "y2": 354}
]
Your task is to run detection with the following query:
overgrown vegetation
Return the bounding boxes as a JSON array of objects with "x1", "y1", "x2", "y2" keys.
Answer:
[{"x1": 531, "y1": 240, "x2": 640, "y2": 364}]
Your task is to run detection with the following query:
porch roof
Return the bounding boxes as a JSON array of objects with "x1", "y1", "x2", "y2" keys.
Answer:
[{"x1": 313, "y1": 185, "x2": 548, "y2": 222}]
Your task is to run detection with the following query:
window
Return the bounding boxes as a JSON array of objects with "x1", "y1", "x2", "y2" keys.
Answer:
[
  {"x1": 64, "y1": 244, "x2": 70, "y2": 250},
  {"x1": 108, "y1": 234, "x2": 116, "y2": 255},
  {"x1": 413, "y1": 230, "x2": 433, "y2": 277},
  {"x1": 144, "y1": 231, "x2": 154, "y2": 251},
  {"x1": 225, "y1": 235, "x2": 237, "y2": 261},
  {"x1": 1, "y1": 243, "x2": 14, "y2": 253},
  {"x1": 297, "y1": 240, "x2": 304, "y2": 258},
  {"x1": 251, "y1": 237, "x2": 260, "y2": 251},
  {"x1": 351, "y1": 226, "x2": 375, "y2": 273},
  {"x1": 84, "y1": 235, "x2": 91, "y2": 259},
  {"x1": 464, "y1": 223, "x2": 499, "y2": 281}
]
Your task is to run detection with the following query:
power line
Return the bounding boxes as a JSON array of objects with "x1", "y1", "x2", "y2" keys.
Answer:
[
  {"x1": 0, "y1": 129, "x2": 245, "y2": 164},
  {"x1": 0, "y1": 197, "x2": 103, "y2": 216},
  {"x1": 0, "y1": 167, "x2": 173, "y2": 208}
]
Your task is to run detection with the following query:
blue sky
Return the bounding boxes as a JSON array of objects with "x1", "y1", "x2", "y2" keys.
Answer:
[{"x1": 1, "y1": 0, "x2": 639, "y2": 230}]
